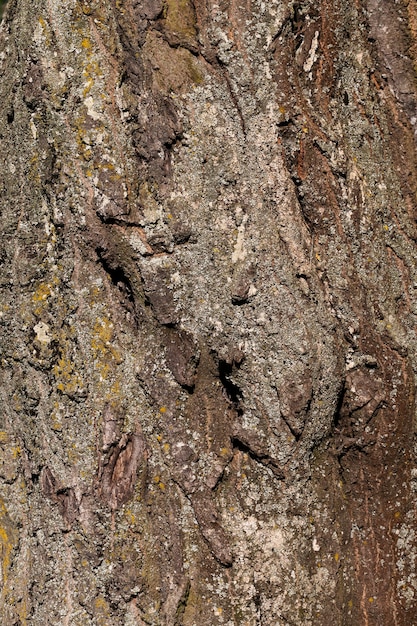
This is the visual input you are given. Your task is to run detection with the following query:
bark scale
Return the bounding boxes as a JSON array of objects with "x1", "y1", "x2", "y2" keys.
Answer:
[{"x1": 1, "y1": 0, "x2": 417, "y2": 624}]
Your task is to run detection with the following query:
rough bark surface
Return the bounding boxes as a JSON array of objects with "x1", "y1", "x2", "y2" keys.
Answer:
[{"x1": 1, "y1": 0, "x2": 417, "y2": 624}]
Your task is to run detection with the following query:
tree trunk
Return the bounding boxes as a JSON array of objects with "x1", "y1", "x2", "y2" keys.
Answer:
[{"x1": 1, "y1": 0, "x2": 417, "y2": 623}]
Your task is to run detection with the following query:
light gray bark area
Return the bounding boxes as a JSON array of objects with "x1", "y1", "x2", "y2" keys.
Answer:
[{"x1": 1, "y1": 0, "x2": 417, "y2": 624}]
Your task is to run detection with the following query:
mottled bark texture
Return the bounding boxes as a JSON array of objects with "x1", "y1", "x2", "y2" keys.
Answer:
[{"x1": 1, "y1": 0, "x2": 417, "y2": 624}]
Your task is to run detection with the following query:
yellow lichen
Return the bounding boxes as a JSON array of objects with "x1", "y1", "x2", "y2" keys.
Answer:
[
  {"x1": 82, "y1": 60, "x2": 103, "y2": 97},
  {"x1": 93, "y1": 595, "x2": 111, "y2": 626},
  {"x1": 110, "y1": 379, "x2": 121, "y2": 396},
  {"x1": 67, "y1": 443, "x2": 81, "y2": 464},
  {"x1": 53, "y1": 350, "x2": 83, "y2": 395},
  {"x1": 50, "y1": 410, "x2": 63, "y2": 431},
  {"x1": 91, "y1": 316, "x2": 122, "y2": 381},
  {"x1": 0, "y1": 498, "x2": 18, "y2": 586},
  {"x1": 32, "y1": 282, "x2": 52, "y2": 303},
  {"x1": 95, "y1": 596, "x2": 109, "y2": 610},
  {"x1": 89, "y1": 284, "x2": 103, "y2": 303},
  {"x1": 11, "y1": 446, "x2": 21, "y2": 460},
  {"x1": 125, "y1": 509, "x2": 136, "y2": 525},
  {"x1": 28, "y1": 153, "x2": 41, "y2": 184},
  {"x1": 92, "y1": 316, "x2": 113, "y2": 345},
  {"x1": 17, "y1": 597, "x2": 28, "y2": 625},
  {"x1": 38, "y1": 16, "x2": 52, "y2": 46},
  {"x1": 0, "y1": 431, "x2": 9, "y2": 444}
]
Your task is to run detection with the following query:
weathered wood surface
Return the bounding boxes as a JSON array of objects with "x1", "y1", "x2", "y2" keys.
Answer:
[{"x1": 1, "y1": 0, "x2": 417, "y2": 623}]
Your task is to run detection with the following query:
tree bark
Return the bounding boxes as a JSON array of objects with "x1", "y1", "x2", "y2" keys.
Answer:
[{"x1": 1, "y1": 0, "x2": 417, "y2": 623}]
